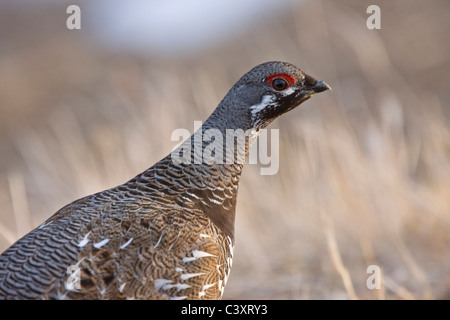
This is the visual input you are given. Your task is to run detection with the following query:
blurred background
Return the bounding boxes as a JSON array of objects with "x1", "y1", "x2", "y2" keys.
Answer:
[{"x1": 0, "y1": 0, "x2": 449, "y2": 299}]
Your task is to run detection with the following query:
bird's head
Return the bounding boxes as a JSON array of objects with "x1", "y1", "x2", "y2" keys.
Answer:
[{"x1": 213, "y1": 61, "x2": 330, "y2": 131}]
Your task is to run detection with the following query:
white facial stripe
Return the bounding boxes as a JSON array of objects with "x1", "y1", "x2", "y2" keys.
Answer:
[
  {"x1": 281, "y1": 87, "x2": 295, "y2": 95},
  {"x1": 250, "y1": 94, "x2": 275, "y2": 119}
]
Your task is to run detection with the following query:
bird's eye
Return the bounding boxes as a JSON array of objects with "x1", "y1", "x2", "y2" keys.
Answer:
[
  {"x1": 266, "y1": 73, "x2": 295, "y2": 91},
  {"x1": 271, "y1": 78, "x2": 289, "y2": 91}
]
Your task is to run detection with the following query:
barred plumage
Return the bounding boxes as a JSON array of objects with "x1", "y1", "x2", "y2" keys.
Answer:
[{"x1": 0, "y1": 61, "x2": 329, "y2": 299}]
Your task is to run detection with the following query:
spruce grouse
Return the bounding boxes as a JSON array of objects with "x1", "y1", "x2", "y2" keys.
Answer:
[{"x1": 0, "y1": 61, "x2": 330, "y2": 299}]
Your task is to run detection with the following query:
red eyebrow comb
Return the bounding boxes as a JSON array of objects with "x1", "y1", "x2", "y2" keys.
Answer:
[{"x1": 265, "y1": 73, "x2": 296, "y2": 85}]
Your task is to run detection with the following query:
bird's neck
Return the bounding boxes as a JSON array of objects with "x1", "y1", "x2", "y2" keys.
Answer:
[{"x1": 139, "y1": 121, "x2": 261, "y2": 241}]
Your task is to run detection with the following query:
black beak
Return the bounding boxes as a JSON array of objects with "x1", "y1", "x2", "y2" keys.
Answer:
[
  {"x1": 311, "y1": 80, "x2": 331, "y2": 93},
  {"x1": 281, "y1": 73, "x2": 331, "y2": 114}
]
